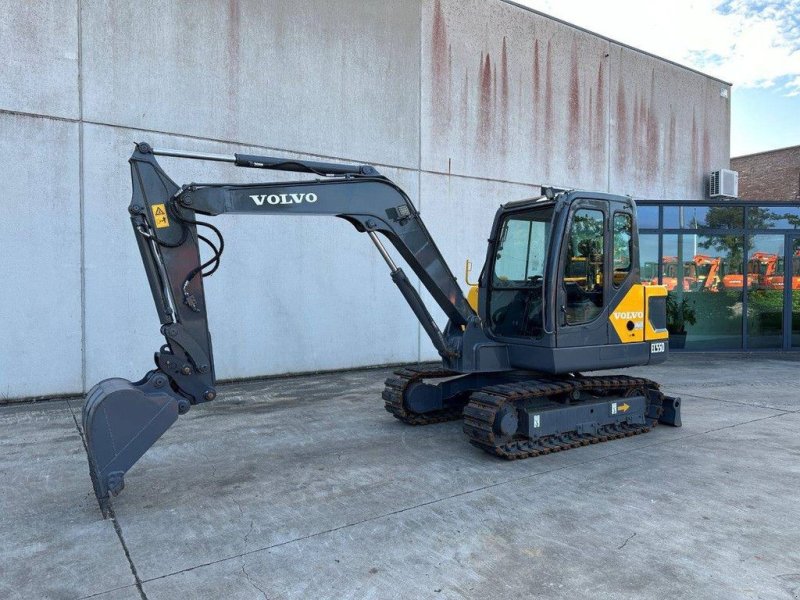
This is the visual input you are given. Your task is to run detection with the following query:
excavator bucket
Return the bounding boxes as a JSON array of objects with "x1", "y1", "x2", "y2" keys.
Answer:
[{"x1": 82, "y1": 372, "x2": 183, "y2": 514}]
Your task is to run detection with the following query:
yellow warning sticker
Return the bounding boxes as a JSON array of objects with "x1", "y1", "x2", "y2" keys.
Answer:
[
  {"x1": 618, "y1": 402, "x2": 630, "y2": 413},
  {"x1": 151, "y1": 204, "x2": 170, "y2": 229}
]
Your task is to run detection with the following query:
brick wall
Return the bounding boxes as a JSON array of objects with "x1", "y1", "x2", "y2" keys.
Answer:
[{"x1": 731, "y1": 145, "x2": 800, "y2": 201}]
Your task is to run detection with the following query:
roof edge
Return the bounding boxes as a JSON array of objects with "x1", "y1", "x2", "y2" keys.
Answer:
[
  {"x1": 501, "y1": 0, "x2": 733, "y2": 87},
  {"x1": 731, "y1": 144, "x2": 800, "y2": 160}
]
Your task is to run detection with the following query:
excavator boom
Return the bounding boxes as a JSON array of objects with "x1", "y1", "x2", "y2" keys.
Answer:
[{"x1": 84, "y1": 143, "x2": 481, "y2": 509}]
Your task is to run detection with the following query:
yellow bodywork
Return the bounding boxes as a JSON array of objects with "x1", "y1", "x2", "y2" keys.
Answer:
[
  {"x1": 643, "y1": 285, "x2": 670, "y2": 341},
  {"x1": 467, "y1": 284, "x2": 480, "y2": 312},
  {"x1": 609, "y1": 284, "x2": 669, "y2": 343}
]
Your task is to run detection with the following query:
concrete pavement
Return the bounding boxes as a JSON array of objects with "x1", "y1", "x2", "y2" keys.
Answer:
[{"x1": 1, "y1": 353, "x2": 799, "y2": 599}]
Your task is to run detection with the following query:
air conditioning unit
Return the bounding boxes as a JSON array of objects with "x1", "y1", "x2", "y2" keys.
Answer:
[{"x1": 709, "y1": 169, "x2": 738, "y2": 198}]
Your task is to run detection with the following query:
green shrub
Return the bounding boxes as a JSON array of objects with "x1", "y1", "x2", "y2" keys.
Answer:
[{"x1": 666, "y1": 294, "x2": 697, "y2": 334}]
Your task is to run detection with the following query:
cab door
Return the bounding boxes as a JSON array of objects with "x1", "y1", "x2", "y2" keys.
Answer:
[{"x1": 556, "y1": 199, "x2": 610, "y2": 348}]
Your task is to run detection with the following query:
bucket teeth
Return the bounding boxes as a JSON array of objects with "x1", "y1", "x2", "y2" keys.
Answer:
[{"x1": 82, "y1": 374, "x2": 182, "y2": 513}]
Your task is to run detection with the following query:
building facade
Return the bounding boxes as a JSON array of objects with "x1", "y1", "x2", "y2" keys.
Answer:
[
  {"x1": 731, "y1": 145, "x2": 800, "y2": 201},
  {"x1": 0, "y1": 1, "x2": 731, "y2": 399}
]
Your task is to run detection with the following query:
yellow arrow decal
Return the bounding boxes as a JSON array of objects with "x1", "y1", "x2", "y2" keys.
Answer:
[{"x1": 618, "y1": 402, "x2": 630, "y2": 413}]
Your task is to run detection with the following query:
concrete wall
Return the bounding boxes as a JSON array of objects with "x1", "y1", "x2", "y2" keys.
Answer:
[
  {"x1": 731, "y1": 145, "x2": 800, "y2": 201},
  {"x1": 0, "y1": 0, "x2": 730, "y2": 398}
]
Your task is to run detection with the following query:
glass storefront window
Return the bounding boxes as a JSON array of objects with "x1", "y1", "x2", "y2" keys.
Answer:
[
  {"x1": 640, "y1": 233, "x2": 659, "y2": 283},
  {"x1": 663, "y1": 205, "x2": 744, "y2": 229},
  {"x1": 663, "y1": 207, "x2": 681, "y2": 229},
  {"x1": 637, "y1": 205, "x2": 659, "y2": 229},
  {"x1": 663, "y1": 233, "x2": 744, "y2": 350},
  {"x1": 747, "y1": 206, "x2": 800, "y2": 229},
  {"x1": 793, "y1": 238, "x2": 800, "y2": 348},
  {"x1": 635, "y1": 203, "x2": 800, "y2": 351},
  {"x1": 747, "y1": 235, "x2": 785, "y2": 349}
]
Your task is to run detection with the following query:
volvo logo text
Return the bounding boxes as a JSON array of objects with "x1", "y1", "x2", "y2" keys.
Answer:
[
  {"x1": 250, "y1": 193, "x2": 318, "y2": 206},
  {"x1": 613, "y1": 311, "x2": 644, "y2": 320}
]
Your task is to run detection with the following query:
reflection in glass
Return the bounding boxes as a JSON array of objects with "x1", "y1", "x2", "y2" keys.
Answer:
[
  {"x1": 640, "y1": 234, "x2": 659, "y2": 283},
  {"x1": 747, "y1": 236, "x2": 785, "y2": 349},
  {"x1": 637, "y1": 208, "x2": 800, "y2": 349},
  {"x1": 663, "y1": 205, "x2": 744, "y2": 230},
  {"x1": 747, "y1": 206, "x2": 800, "y2": 230},
  {"x1": 664, "y1": 233, "x2": 744, "y2": 350},
  {"x1": 637, "y1": 205, "x2": 659, "y2": 229},
  {"x1": 793, "y1": 239, "x2": 800, "y2": 348},
  {"x1": 661, "y1": 235, "x2": 697, "y2": 291}
]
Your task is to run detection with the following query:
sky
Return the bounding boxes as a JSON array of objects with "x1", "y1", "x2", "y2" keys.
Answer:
[{"x1": 516, "y1": 0, "x2": 800, "y2": 156}]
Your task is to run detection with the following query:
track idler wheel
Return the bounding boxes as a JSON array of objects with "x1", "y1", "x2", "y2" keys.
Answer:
[{"x1": 82, "y1": 371, "x2": 187, "y2": 514}]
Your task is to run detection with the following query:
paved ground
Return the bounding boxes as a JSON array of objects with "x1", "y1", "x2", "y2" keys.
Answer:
[{"x1": 1, "y1": 353, "x2": 799, "y2": 600}]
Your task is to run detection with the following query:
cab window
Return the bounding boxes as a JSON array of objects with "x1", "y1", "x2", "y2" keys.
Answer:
[
  {"x1": 613, "y1": 213, "x2": 632, "y2": 286},
  {"x1": 563, "y1": 209, "x2": 605, "y2": 324}
]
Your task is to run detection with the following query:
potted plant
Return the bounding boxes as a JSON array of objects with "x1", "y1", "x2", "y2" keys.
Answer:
[{"x1": 666, "y1": 294, "x2": 696, "y2": 349}]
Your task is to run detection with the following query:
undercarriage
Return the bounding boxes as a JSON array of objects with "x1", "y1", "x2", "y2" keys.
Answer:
[{"x1": 383, "y1": 365, "x2": 681, "y2": 459}]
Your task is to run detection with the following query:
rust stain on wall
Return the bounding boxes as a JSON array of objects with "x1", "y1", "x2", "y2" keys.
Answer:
[
  {"x1": 478, "y1": 52, "x2": 493, "y2": 146},
  {"x1": 567, "y1": 41, "x2": 580, "y2": 171},
  {"x1": 493, "y1": 63, "x2": 498, "y2": 120},
  {"x1": 588, "y1": 88, "x2": 593, "y2": 152},
  {"x1": 532, "y1": 39, "x2": 540, "y2": 144},
  {"x1": 616, "y1": 76, "x2": 627, "y2": 173},
  {"x1": 632, "y1": 91, "x2": 640, "y2": 167},
  {"x1": 668, "y1": 109, "x2": 677, "y2": 175},
  {"x1": 638, "y1": 94, "x2": 647, "y2": 188},
  {"x1": 544, "y1": 39, "x2": 554, "y2": 170},
  {"x1": 431, "y1": 0, "x2": 450, "y2": 134},
  {"x1": 646, "y1": 69, "x2": 659, "y2": 177},
  {"x1": 417, "y1": 6, "x2": 723, "y2": 196},
  {"x1": 595, "y1": 61, "x2": 606, "y2": 176},
  {"x1": 500, "y1": 36, "x2": 509, "y2": 153},
  {"x1": 702, "y1": 126, "x2": 711, "y2": 173}
]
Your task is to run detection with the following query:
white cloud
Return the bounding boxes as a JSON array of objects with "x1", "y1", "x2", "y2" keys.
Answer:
[{"x1": 514, "y1": 0, "x2": 800, "y2": 95}]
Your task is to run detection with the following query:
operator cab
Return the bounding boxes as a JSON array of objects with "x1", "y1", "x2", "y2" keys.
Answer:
[{"x1": 477, "y1": 191, "x2": 664, "y2": 372}]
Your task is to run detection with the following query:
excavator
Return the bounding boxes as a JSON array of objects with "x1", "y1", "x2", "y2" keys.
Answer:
[
  {"x1": 720, "y1": 258, "x2": 759, "y2": 291},
  {"x1": 767, "y1": 251, "x2": 800, "y2": 291},
  {"x1": 748, "y1": 252, "x2": 778, "y2": 289},
  {"x1": 652, "y1": 256, "x2": 697, "y2": 291},
  {"x1": 693, "y1": 254, "x2": 722, "y2": 292},
  {"x1": 82, "y1": 143, "x2": 681, "y2": 512}
]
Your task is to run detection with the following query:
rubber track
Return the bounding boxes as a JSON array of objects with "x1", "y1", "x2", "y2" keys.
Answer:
[
  {"x1": 463, "y1": 375, "x2": 665, "y2": 459},
  {"x1": 382, "y1": 365, "x2": 465, "y2": 425}
]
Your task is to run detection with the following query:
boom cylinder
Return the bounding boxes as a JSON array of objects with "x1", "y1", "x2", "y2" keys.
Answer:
[{"x1": 367, "y1": 231, "x2": 455, "y2": 358}]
